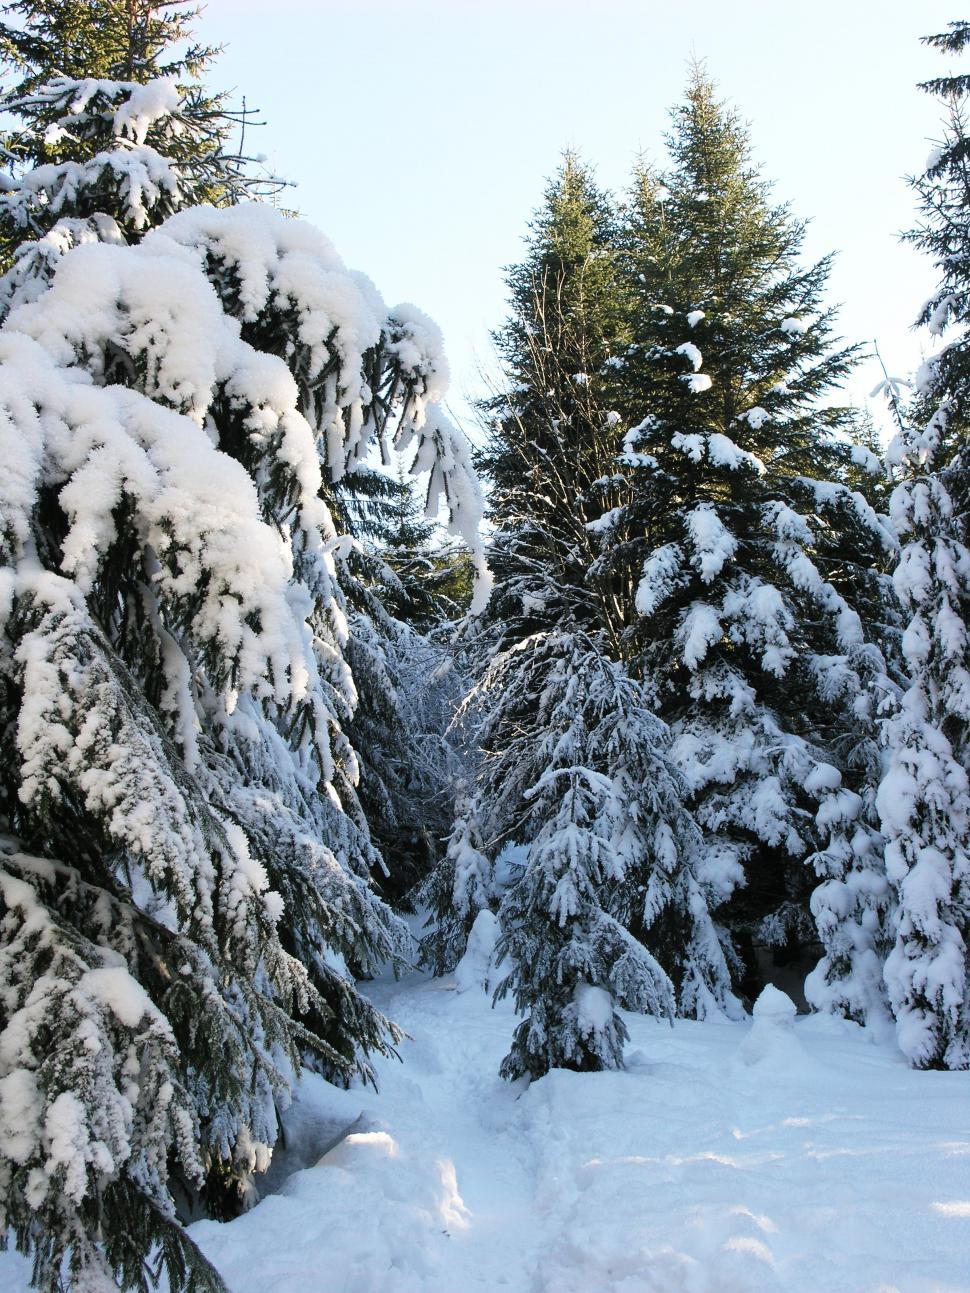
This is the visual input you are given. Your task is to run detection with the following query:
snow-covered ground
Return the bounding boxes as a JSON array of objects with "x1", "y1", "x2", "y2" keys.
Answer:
[{"x1": 2, "y1": 967, "x2": 968, "y2": 1293}]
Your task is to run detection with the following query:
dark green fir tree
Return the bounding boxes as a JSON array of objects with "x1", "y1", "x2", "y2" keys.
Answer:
[
  {"x1": 476, "y1": 152, "x2": 630, "y2": 653},
  {"x1": 597, "y1": 68, "x2": 899, "y2": 1010}
]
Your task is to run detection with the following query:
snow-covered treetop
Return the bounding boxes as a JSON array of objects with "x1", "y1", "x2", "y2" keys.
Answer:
[
  {"x1": 1, "y1": 76, "x2": 222, "y2": 241},
  {"x1": 152, "y1": 204, "x2": 490, "y2": 609}
]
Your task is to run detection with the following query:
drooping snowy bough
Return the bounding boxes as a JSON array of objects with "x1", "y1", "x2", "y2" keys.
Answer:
[{"x1": 0, "y1": 72, "x2": 487, "y2": 1293}]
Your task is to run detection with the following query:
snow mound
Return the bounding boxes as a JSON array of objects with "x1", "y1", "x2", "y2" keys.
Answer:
[
  {"x1": 739, "y1": 986, "x2": 803, "y2": 1067},
  {"x1": 675, "y1": 340, "x2": 703, "y2": 371},
  {"x1": 453, "y1": 909, "x2": 500, "y2": 994},
  {"x1": 752, "y1": 984, "x2": 797, "y2": 1024}
]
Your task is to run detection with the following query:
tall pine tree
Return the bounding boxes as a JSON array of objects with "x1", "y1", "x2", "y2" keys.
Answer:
[
  {"x1": 875, "y1": 22, "x2": 970, "y2": 1069},
  {"x1": 477, "y1": 153, "x2": 629, "y2": 652},
  {"x1": 598, "y1": 69, "x2": 898, "y2": 1006}
]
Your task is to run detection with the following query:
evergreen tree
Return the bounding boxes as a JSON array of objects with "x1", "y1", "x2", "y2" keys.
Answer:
[
  {"x1": 477, "y1": 153, "x2": 629, "y2": 651},
  {"x1": 464, "y1": 631, "x2": 731, "y2": 1079},
  {"x1": 0, "y1": 0, "x2": 268, "y2": 308},
  {"x1": 878, "y1": 424, "x2": 970, "y2": 1067},
  {"x1": 874, "y1": 24, "x2": 970, "y2": 1069},
  {"x1": 0, "y1": 71, "x2": 484, "y2": 1293},
  {"x1": 599, "y1": 69, "x2": 898, "y2": 1004}
]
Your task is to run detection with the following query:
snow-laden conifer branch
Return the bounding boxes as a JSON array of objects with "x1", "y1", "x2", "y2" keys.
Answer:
[{"x1": 0, "y1": 63, "x2": 484, "y2": 1291}]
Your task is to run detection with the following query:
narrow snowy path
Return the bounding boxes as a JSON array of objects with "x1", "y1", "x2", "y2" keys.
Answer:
[
  {"x1": 195, "y1": 972, "x2": 969, "y2": 1293},
  {"x1": 1, "y1": 970, "x2": 968, "y2": 1293},
  {"x1": 190, "y1": 971, "x2": 552, "y2": 1293},
  {"x1": 362, "y1": 976, "x2": 546, "y2": 1288},
  {"x1": 185, "y1": 972, "x2": 970, "y2": 1293}
]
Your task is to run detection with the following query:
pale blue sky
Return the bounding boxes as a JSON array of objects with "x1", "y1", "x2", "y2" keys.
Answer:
[{"x1": 197, "y1": 0, "x2": 960, "y2": 437}]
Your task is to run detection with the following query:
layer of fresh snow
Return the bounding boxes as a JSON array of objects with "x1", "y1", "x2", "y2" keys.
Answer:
[
  {"x1": 1, "y1": 970, "x2": 967, "y2": 1293},
  {"x1": 739, "y1": 405, "x2": 770, "y2": 429},
  {"x1": 675, "y1": 341, "x2": 703, "y2": 371}
]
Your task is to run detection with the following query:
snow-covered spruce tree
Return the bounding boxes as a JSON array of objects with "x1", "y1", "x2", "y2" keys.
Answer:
[
  {"x1": 598, "y1": 69, "x2": 899, "y2": 1006},
  {"x1": 463, "y1": 631, "x2": 734, "y2": 1079},
  {"x1": 154, "y1": 204, "x2": 489, "y2": 904},
  {"x1": 416, "y1": 155, "x2": 631, "y2": 971},
  {"x1": 877, "y1": 428, "x2": 970, "y2": 1067},
  {"x1": 476, "y1": 152, "x2": 629, "y2": 652},
  {"x1": 0, "y1": 86, "x2": 485, "y2": 1293},
  {"x1": 0, "y1": 0, "x2": 267, "y2": 313},
  {"x1": 872, "y1": 25, "x2": 970, "y2": 1069},
  {"x1": 0, "y1": 257, "x2": 394, "y2": 1291}
]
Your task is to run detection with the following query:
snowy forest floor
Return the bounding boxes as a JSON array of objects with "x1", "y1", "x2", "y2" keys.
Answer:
[{"x1": 2, "y1": 967, "x2": 969, "y2": 1293}]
